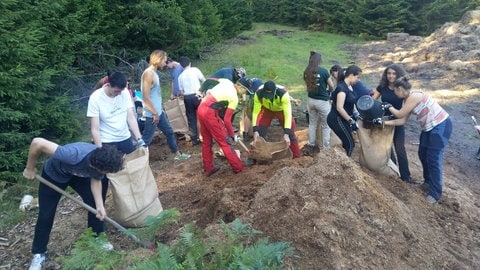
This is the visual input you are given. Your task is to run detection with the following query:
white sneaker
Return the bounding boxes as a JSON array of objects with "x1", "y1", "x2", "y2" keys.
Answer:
[
  {"x1": 96, "y1": 238, "x2": 114, "y2": 251},
  {"x1": 426, "y1": 195, "x2": 438, "y2": 204},
  {"x1": 101, "y1": 241, "x2": 114, "y2": 251},
  {"x1": 28, "y1": 253, "x2": 45, "y2": 270}
]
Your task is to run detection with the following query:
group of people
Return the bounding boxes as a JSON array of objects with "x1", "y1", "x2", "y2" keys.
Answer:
[
  {"x1": 23, "y1": 49, "x2": 195, "y2": 270},
  {"x1": 23, "y1": 48, "x2": 452, "y2": 269},
  {"x1": 303, "y1": 51, "x2": 452, "y2": 206}
]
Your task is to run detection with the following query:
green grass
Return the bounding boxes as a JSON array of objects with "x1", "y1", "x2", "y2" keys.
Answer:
[
  {"x1": 0, "y1": 178, "x2": 38, "y2": 229},
  {"x1": 194, "y1": 23, "x2": 363, "y2": 100}
]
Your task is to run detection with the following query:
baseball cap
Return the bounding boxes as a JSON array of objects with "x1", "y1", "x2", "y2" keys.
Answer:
[
  {"x1": 237, "y1": 77, "x2": 253, "y2": 94},
  {"x1": 261, "y1": 80, "x2": 277, "y2": 99}
]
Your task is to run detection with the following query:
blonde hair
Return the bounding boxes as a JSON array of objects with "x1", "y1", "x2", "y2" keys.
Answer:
[{"x1": 149, "y1": 50, "x2": 167, "y2": 66}]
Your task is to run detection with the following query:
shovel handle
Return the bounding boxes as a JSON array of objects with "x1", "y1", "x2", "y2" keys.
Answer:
[
  {"x1": 237, "y1": 139, "x2": 250, "y2": 154},
  {"x1": 34, "y1": 174, "x2": 146, "y2": 247}
]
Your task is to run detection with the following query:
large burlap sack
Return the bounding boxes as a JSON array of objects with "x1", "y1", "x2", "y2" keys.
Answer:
[
  {"x1": 163, "y1": 98, "x2": 189, "y2": 133},
  {"x1": 249, "y1": 137, "x2": 292, "y2": 161},
  {"x1": 357, "y1": 119, "x2": 400, "y2": 177},
  {"x1": 107, "y1": 147, "x2": 163, "y2": 228}
]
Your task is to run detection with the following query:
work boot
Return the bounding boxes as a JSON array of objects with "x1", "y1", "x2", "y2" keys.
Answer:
[{"x1": 206, "y1": 165, "x2": 221, "y2": 177}]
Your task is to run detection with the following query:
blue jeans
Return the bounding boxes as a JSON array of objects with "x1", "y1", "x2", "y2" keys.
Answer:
[
  {"x1": 142, "y1": 112, "x2": 178, "y2": 153},
  {"x1": 418, "y1": 118, "x2": 452, "y2": 200},
  {"x1": 32, "y1": 170, "x2": 105, "y2": 254}
]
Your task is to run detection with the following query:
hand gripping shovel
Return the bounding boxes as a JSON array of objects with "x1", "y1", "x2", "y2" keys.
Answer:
[{"x1": 35, "y1": 174, "x2": 154, "y2": 249}]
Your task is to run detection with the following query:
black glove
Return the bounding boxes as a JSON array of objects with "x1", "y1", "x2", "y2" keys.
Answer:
[
  {"x1": 381, "y1": 102, "x2": 392, "y2": 111},
  {"x1": 372, "y1": 118, "x2": 383, "y2": 126},
  {"x1": 352, "y1": 111, "x2": 360, "y2": 121},
  {"x1": 348, "y1": 118, "x2": 358, "y2": 131}
]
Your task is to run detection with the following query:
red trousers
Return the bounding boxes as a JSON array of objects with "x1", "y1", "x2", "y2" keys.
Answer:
[
  {"x1": 198, "y1": 99, "x2": 244, "y2": 174},
  {"x1": 255, "y1": 108, "x2": 301, "y2": 158}
]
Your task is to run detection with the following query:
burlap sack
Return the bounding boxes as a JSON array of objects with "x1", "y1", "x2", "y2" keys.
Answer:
[
  {"x1": 249, "y1": 137, "x2": 292, "y2": 161},
  {"x1": 107, "y1": 147, "x2": 163, "y2": 228},
  {"x1": 163, "y1": 98, "x2": 189, "y2": 134},
  {"x1": 357, "y1": 119, "x2": 400, "y2": 177}
]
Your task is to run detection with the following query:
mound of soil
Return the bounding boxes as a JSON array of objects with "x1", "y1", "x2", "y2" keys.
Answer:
[{"x1": 2, "y1": 11, "x2": 480, "y2": 269}]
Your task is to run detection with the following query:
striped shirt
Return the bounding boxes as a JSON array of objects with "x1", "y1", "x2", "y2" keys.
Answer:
[{"x1": 411, "y1": 91, "x2": 449, "y2": 131}]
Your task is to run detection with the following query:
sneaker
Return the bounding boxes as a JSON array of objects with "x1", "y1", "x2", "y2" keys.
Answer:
[
  {"x1": 101, "y1": 241, "x2": 114, "y2": 251},
  {"x1": 206, "y1": 165, "x2": 220, "y2": 177},
  {"x1": 29, "y1": 253, "x2": 45, "y2": 270},
  {"x1": 426, "y1": 195, "x2": 438, "y2": 204},
  {"x1": 175, "y1": 152, "x2": 191, "y2": 161},
  {"x1": 96, "y1": 238, "x2": 114, "y2": 251}
]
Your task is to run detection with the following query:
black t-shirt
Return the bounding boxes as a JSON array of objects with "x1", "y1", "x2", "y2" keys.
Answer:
[
  {"x1": 331, "y1": 81, "x2": 357, "y2": 116},
  {"x1": 376, "y1": 85, "x2": 404, "y2": 116}
]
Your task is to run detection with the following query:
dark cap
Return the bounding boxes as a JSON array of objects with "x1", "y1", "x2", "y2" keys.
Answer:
[
  {"x1": 262, "y1": 80, "x2": 277, "y2": 99},
  {"x1": 166, "y1": 57, "x2": 173, "y2": 64},
  {"x1": 237, "y1": 77, "x2": 253, "y2": 94}
]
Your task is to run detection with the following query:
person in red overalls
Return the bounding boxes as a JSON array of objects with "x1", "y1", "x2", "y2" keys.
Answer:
[
  {"x1": 252, "y1": 81, "x2": 301, "y2": 158},
  {"x1": 197, "y1": 78, "x2": 249, "y2": 176}
]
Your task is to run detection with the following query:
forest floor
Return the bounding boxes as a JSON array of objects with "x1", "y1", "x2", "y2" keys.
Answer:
[{"x1": 2, "y1": 19, "x2": 480, "y2": 269}]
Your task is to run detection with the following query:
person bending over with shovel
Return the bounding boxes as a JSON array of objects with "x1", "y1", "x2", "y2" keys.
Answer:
[
  {"x1": 23, "y1": 137, "x2": 125, "y2": 270},
  {"x1": 197, "y1": 78, "x2": 249, "y2": 176},
  {"x1": 251, "y1": 81, "x2": 301, "y2": 158}
]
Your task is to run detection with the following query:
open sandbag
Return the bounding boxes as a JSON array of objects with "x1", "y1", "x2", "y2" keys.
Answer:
[
  {"x1": 163, "y1": 98, "x2": 189, "y2": 134},
  {"x1": 107, "y1": 147, "x2": 163, "y2": 228},
  {"x1": 249, "y1": 136, "x2": 292, "y2": 161},
  {"x1": 357, "y1": 119, "x2": 400, "y2": 177}
]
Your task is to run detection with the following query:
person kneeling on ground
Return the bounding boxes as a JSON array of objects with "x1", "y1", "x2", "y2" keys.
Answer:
[{"x1": 23, "y1": 138, "x2": 125, "y2": 270}]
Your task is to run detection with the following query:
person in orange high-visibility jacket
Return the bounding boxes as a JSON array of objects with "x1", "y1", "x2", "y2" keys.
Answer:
[
  {"x1": 197, "y1": 78, "x2": 249, "y2": 176},
  {"x1": 252, "y1": 80, "x2": 301, "y2": 158}
]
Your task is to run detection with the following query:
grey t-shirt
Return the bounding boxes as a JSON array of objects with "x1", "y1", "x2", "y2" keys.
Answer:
[{"x1": 43, "y1": 142, "x2": 104, "y2": 183}]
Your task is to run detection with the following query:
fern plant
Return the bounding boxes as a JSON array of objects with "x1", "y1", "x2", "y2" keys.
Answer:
[
  {"x1": 60, "y1": 229, "x2": 125, "y2": 270},
  {"x1": 130, "y1": 218, "x2": 294, "y2": 270},
  {"x1": 132, "y1": 208, "x2": 181, "y2": 241}
]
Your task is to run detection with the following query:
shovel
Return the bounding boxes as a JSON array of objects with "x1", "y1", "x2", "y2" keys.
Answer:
[{"x1": 35, "y1": 174, "x2": 154, "y2": 249}]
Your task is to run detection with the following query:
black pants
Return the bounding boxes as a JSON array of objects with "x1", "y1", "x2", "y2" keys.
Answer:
[
  {"x1": 327, "y1": 110, "x2": 355, "y2": 156},
  {"x1": 32, "y1": 170, "x2": 104, "y2": 254},
  {"x1": 184, "y1": 94, "x2": 201, "y2": 144},
  {"x1": 391, "y1": 125, "x2": 411, "y2": 181}
]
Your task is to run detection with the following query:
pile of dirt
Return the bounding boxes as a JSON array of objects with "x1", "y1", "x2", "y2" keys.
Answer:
[
  {"x1": 2, "y1": 11, "x2": 480, "y2": 269},
  {"x1": 351, "y1": 10, "x2": 480, "y2": 91}
]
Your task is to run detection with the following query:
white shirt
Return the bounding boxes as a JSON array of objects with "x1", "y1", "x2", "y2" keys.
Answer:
[
  {"x1": 178, "y1": 67, "x2": 206, "y2": 95},
  {"x1": 87, "y1": 86, "x2": 134, "y2": 143}
]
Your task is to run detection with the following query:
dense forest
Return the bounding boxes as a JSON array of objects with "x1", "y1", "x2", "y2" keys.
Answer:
[{"x1": 1, "y1": 0, "x2": 478, "y2": 183}]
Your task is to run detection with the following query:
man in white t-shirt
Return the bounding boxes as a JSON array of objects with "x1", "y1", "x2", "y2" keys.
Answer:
[
  {"x1": 178, "y1": 56, "x2": 206, "y2": 146},
  {"x1": 87, "y1": 71, "x2": 144, "y2": 205},
  {"x1": 87, "y1": 71, "x2": 143, "y2": 154}
]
